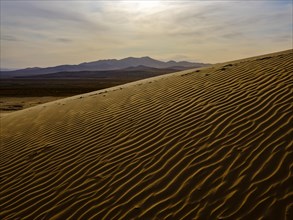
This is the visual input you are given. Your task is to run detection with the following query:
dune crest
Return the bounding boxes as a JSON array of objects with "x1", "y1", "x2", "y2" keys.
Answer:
[{"x1": 1, "y1": 49, "x2": 293, "y2": 219}]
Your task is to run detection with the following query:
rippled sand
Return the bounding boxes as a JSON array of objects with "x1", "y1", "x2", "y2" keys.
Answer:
[{"x1": 1, "y1": 49, "x2": 292, "y2": 219}]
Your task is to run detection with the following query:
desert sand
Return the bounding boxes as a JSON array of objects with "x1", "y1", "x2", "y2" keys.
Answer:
[
  {"x1": 0, "y1": 67, "x2": 185, "y2": 115},
  {"x1": 1, "y1": 49, "x2": 292, "y2": 219},
  {"x1": 0, "y1": 96, "x2": 66, "y2": 115}
]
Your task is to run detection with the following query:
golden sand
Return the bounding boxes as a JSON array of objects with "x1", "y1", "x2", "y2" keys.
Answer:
[{"x1": 1, "y1": 49, "x2": 292, "y2": 219}]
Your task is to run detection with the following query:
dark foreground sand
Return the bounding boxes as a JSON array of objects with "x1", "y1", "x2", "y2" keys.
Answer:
[{"x1": 1, "y1": 49, "x2": 292, "y2": 219}]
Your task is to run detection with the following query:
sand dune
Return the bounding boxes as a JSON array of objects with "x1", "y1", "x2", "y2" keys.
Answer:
[{"x1": 1, "y1": 49, "x2": 292, "y2": 219}]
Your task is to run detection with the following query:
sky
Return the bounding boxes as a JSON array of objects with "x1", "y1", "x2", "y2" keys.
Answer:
[{"x1": 0, "y1": 0, "x2": 292, "y2": 69}]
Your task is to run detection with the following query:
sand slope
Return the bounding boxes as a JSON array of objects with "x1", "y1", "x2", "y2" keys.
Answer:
[{"x1": 1, "y1": 49, "x2": 292, "y2": 219}]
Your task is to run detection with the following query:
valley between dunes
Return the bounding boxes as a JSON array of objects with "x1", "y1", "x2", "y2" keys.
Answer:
[{"x1": 1, "y1": 49, "x2": 292, "y2": 219}]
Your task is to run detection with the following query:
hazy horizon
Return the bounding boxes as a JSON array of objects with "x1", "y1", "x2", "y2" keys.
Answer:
[
  {"x1": 0, "y1": 55, "x2": 208, "y2": 71},
  {"x1": 1, "y1": 0, "x2": 292, "y2": 69}
]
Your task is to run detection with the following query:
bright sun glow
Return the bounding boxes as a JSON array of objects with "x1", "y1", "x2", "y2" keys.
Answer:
[
  {"x1": 136, "y1": 1, "x2": 162, "y2": 9},
  {"x1": 120, "y1": 0, "x2": 164, "y2": 12}
]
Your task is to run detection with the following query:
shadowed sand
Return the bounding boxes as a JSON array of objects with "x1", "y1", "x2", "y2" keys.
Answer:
[{"x1": 1, "y1": 49, "x2": 292, "y2": 219}]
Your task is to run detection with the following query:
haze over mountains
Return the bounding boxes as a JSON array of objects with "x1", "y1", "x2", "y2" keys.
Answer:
[
  {"x1": 0, "y1": 56, "x2": 209, "y2": 78},
  {"x1": 0, "y1": 68, "x2": 17, "y2": 71}
]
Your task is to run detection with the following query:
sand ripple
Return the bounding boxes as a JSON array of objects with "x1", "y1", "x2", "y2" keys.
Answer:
[{"x1": 1, "y1": 49, "x2": 293, "y2": 219}]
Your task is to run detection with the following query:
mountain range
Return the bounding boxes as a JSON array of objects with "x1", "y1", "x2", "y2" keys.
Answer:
[{"x1": 0, "y1": 56, "x2": 209, "y2": 78}]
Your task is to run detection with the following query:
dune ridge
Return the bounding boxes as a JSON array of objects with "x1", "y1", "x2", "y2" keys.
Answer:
[{"x1": 1, "y1": 49, "x2": 293, "y2": 219}]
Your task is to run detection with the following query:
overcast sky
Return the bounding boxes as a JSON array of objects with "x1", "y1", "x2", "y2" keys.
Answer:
[{"x1": 1, "y1": 0, "x2": 292, "y2": 68}]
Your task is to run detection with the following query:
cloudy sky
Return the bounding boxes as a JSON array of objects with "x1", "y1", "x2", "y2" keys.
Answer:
[{"x1": 1, "y1": 0, "x2": 292, "y2": 68}]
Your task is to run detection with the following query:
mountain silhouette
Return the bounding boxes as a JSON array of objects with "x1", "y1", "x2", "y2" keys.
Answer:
[{"x1": 0, "y1": 57, "x2": 209, "y2": 77}]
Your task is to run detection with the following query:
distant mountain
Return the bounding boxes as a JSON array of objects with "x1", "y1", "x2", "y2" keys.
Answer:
[
  {"x1": 14, "y1": 66, "x2": 185, "y2": 79},
  {"x1": 0, "y1": 57, "x2": 209, "y2": 78},
  {"x1": 0, "y1": 68, "x2": 18, "y2": 71}
]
